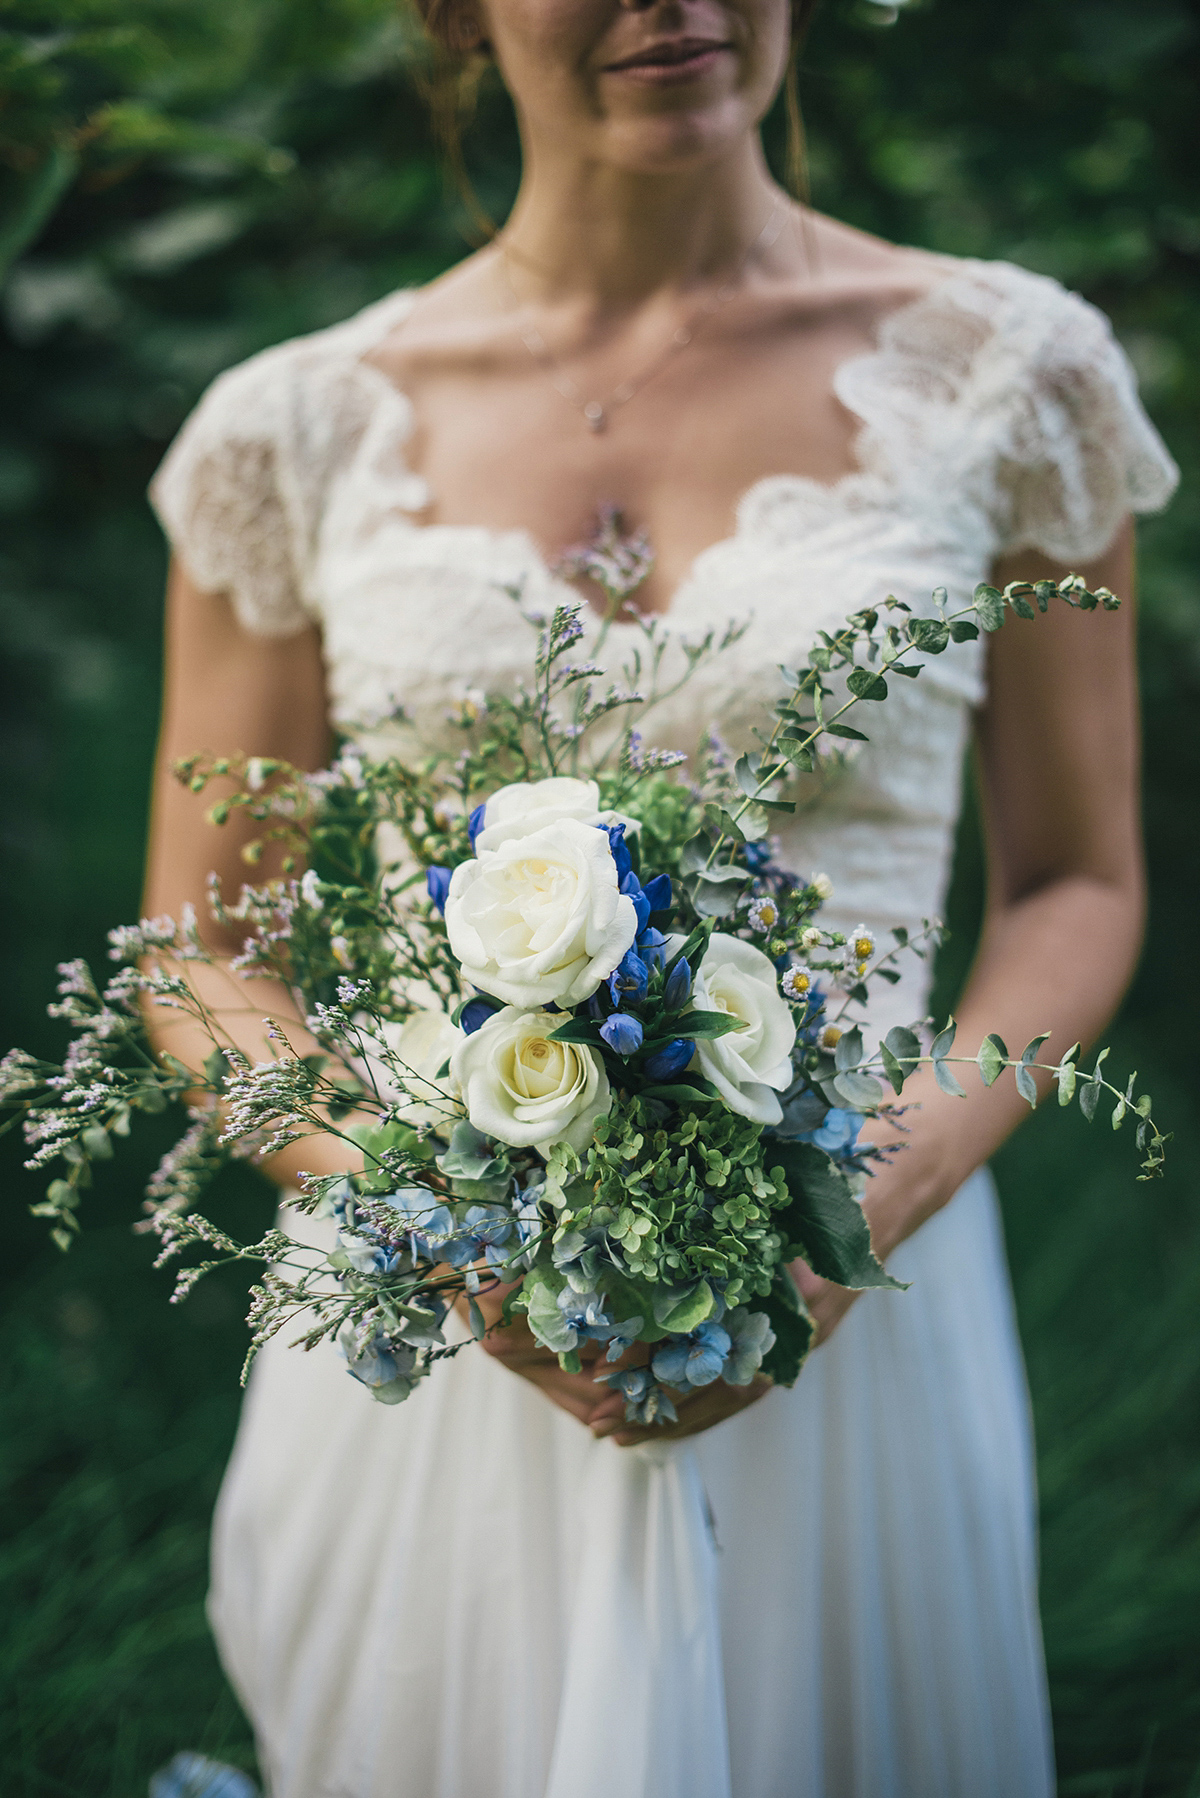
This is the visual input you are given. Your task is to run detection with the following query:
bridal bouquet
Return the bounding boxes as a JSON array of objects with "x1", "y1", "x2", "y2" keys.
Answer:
[{"x1": 2, "y1": 568, "x2": 1168, "y2": 1423}]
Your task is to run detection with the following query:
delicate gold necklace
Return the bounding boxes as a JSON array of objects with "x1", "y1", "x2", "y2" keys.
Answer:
[{"x1": 497, "y1": 200, "x2": 786, "y2": 435}]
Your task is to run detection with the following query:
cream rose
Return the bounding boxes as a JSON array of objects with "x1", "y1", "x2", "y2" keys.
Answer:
[
  {"x1": 473, "y1": 776, "x2": 616, "y2": 854},
  {"x1": 444, "y1": 817, "x2": 638, "y2": 1008},
  {"x1": 680, "y1": 933, "x2": 797, "y2": 1125},
  {"x1": 373, "y1": 1007, "x2": 464, "y2": 1130},
  {"x1": 449, "y1": 1007, "x2": 611, "y2": 1154}
]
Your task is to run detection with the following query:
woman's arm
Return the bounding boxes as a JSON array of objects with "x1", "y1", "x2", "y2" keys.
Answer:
[
  {"x1": 141, "y1": 559, "x2": 352, "y2": 1187},
  {"x1": 791, "y1": 517, "x2": 1144, "y2": 1344},
  {"x1": 596, "y1": 518, "x2": 1144, "y2": 1442}
]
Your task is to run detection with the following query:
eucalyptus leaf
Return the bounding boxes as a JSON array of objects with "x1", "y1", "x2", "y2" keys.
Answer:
[
  {"x1": 932, "y1": 1059, "x2": 967, "y2": 1098},
  {"x1": 1079, "y1": 1077, "x2": 1101, "y2": 1123},
  {"x1": 847, "y1": 666, "x2": 888, "y2": 702},
  {"x1": 974, "y1": 584, "x2": 1005, "y2": 631},
  {"x1": 834, "y1": 1027, "x2": 864, "y2": 1072},
  {"x1": 1015, "y1": 1064, "x2": 1038, "y2": 1108},
  {"x1": 832, "y1": 1070, "x2": 884, "y2": 1108},
  {"x1": 977, "y1": 1034, "x2": 1007, "y2": 1087}
]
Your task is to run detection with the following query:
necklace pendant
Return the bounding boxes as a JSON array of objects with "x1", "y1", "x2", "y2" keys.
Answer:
[{"x1": 583, "y1": 401, "x2": 606, "y2": 433}]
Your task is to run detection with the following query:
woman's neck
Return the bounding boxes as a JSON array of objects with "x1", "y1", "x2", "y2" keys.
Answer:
[{"x1": 496, "y1": 137, "x2": 793, "y2": 309}]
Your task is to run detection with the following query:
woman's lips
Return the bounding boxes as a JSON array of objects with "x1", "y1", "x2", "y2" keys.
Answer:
[{"x1": 602, "y1": 39, "x2": 733, "y2": 84}]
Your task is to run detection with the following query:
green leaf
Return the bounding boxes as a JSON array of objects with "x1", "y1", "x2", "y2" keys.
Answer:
[
  {"x1": 687, "y1": 871, "x2": 750, "y2": 917},
  {"x1": 546, "y1": 1019, "x2": 603, "y2": 1045},
  {"x1": 949, "y1": 620, "x2": 979, "y2": 643},
  {"x1": 522, "y1": 1272, "x2": 577, "y2": 1354},
  {"x1": 652, "y1": 1280, "x2": 715, "y2": 1333},
  {"x1": 680, "y1": 833, "x2": 717, "y2": 875},
  {"x1": 847, "y1": 667, "x2": 889, "y2": 702},
  {"x1": 931, "y1": 1018, "x2": 957, "y2": 1059},
  {"x1": 1015, "y1": 1063, "x2": 1038, "y2": 1108},
  {"x1": 932, "y1": 1059, "x2": 967, "y2": 1098},
  {"x1": 771, "y1": 1143, "x2": 906, "y2": 1290},
  {"x1": 879, "y1": 1041, "x2": 906, "y2": 1094},
  {"x1": 467, "y1": 1297, "x2": 486, "y2": 1340},
  {"x1": 974, "y1": 583, "x2": 1005, "y2": 631},
  {"x1": 834, "y1": 1027, "x2": 864, "y2": 1071},
  {"x1": 669, "y1": 1011, "x2": 747, "y2": 1041},
  {"x1": 1079, "y1": 1077, "x2": 1101, "y2": 1123},
  {"x1": 778, "y1": 739, "x2": 815, "y2": 772},
  {"x1": 704, "y1": 804, "x2": 745, "y2": 843},
  {"x1": 1111, "y1": 1095, "x2": 1127, "y2": 1130},
  {"x1": 883, "y1": 1026, "x2": 920, "y2": 1076},
  {"x1": 1055, "y1": 1061, "x2": 1077, "y2": 1106},
  {"x1": 1010, "y1": 594, "x2": 1036, "y2": 620},
  {"x1": 822, "y1": 721, "x2": 869, "y2": 741},
  {"x1": 759, "y1": 1269, "x2": 815, "y2": 1388},
  {"x1": 733, "y1": 754, "x2": 761, "y2": 798},
  {"x1": 1021, "y1": 1032, "x2": 1051, "y2": 1065},
  {"x1": 977, "y1": 1034, "x2": 1007, "y2": 1087},
  {"x1": 907, "y1": 618, "x2": 950, "y2": 654},
  {"x1": 833, "y1": 1070, "x2": 885, "y2": 1108}
]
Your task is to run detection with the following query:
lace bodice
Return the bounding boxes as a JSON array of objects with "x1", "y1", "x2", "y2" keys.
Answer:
[{"x1": 150, "y1": 258, "x2": 1177, "y2": 1035}]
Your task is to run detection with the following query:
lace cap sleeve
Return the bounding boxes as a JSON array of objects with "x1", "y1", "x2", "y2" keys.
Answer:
[
  {"x1": 987, "y1": 264, "x2": 1179, "y2": 564},
  {"x1": 149, "y1": 341, "x2": 314, "y2": 637}
]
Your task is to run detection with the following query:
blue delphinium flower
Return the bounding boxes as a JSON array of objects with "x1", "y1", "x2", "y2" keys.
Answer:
[
  {"x1": 743, "y1": 840, "x2": 773, "y2": 871},
  {"x1": 425, "y1": 865, "x2": 452, "y2": 912},
  {"x1": 607, "y1": 946, "x2": 649, "y2": 1006},
  {"x1": 643, "y1": 1037, "x2": 694, "y2": 1080},
  {"x1": 605, "y1": 821, "x2": 633, "y2": 881},
  {"x1": 663, "y1": 956, "x2": 691, "y2": 1010},
  {"x1": 637, "y1": 926, "x2": 668, "y2": 971},
  {"x1": 640, "y1": 872, "x2": 672, "y2": 913},
  {"x1": 149, "y1": 1752, "x2": 260, "y2": 1798},
  {"x1": 621, "y1": 870, "x2": 651, "y2": 933},
  {"x1": 600, "y1": 1012, "x2": 644, "y2": 1056},
  {"x1": 467, "y1": 802, "x2": 487, "y2": 850},
  {"x1": 802, "y1": 1107, "x2": 864, "y2": 1157},
  {"x1": 459, "y1": 996, "x2": 498, "y2": 1035},
  {"x1": 652, "y1": 1318, "x2": 732, "y2": 1391}
]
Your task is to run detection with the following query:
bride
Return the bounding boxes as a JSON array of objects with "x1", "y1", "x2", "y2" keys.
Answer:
[{"x1": 142, "y1": 0, "x2": 1176, "y2": 1790}]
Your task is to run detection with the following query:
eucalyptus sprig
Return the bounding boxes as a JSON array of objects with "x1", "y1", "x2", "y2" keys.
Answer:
[
  {"x1": 680, "y1": 574, "x2": 1118, "y2": 917},
  {"x1": 819, "y1": 1017, "x2": 1168, "y2": 1181}
]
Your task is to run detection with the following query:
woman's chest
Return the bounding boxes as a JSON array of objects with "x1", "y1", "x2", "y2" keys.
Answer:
[{"x1": 364, "y1": 309, "x2": 883, "y2": 618}]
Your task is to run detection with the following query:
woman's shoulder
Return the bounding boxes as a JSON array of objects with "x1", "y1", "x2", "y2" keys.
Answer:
[{"x1": 181, "y1": 287, "x2": 420, "y2": 441}]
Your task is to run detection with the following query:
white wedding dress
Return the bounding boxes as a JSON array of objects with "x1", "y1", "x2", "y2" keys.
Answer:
[{"x1": 151, "y1": 256, "x2": 1177, "y2": 1798}]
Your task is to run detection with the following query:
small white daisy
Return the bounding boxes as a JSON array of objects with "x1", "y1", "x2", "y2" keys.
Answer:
[
  {"x1": 843, "y1": 925, "x2": 876, "y2": 979},
  {"x1": 747, "y1": 896, "x2": 779, "y2": 933},
  {"x1": 810, "y1": 872, "x2": 834, "y2": 901},
  {"x1": 781, "y1": 965, "x2": 815, "y2": 1003},
  {"x1": 800, "y1": 926, "x2": 822, "y2": 951}
]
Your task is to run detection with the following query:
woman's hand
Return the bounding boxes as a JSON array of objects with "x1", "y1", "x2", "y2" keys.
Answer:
[
  {"x1": 587, "y1": 1371, "x2": 772, "y2": 1447},
  {"x1": 464, "y1": 1283, "x2": 614, "y2": 1426},
  {"x1": 466, "y1": 1282, "x2": 773, "y2": 1444}
]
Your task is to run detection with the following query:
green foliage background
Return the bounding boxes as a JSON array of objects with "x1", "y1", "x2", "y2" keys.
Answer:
[{"x1": 1, "y1": 0, "x2": 1198, "y2": 1791}]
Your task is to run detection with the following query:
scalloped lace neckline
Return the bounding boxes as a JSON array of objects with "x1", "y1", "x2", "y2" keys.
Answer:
[{"x1": 354, "y1": 257, "x2": 965, "y2": 624}]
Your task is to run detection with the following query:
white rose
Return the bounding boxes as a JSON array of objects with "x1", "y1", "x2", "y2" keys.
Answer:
[
  {"x1": 681, "y1": 933, "x2": 796, "y2": 1125},
  {"x1": 473, "y1": 776, "x2": 637, "y2": 856},
  {"x1": 474, "y1": 776, "x2": 609, "y2": 853},
  {"x1": 445, "y1": 817, "x2": 638, "y2": 1009},
  {"x1": 449, "y1": 1007, "x2": 611, "y2": 1154},
  {"x1": 374, "y1": 1007, "x2": 464, "y2": 1130}
]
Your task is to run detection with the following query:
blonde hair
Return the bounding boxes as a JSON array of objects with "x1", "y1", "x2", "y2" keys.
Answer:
[{"x1": 410, "y1": 0, "x2": 822, "y2": 233}]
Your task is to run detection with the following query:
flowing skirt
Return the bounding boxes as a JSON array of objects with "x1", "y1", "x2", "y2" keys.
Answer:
[{"x1": 209, "y1": 1168, "x2": 1055, "y2": 1798}]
